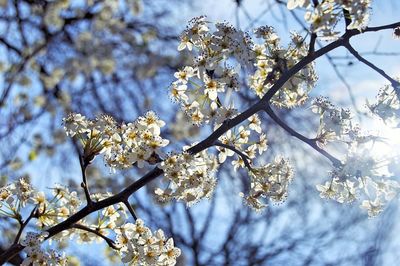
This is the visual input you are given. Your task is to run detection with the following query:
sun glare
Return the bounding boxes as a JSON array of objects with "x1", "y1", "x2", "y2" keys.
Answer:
[{"x1": 367, "y1": 119, "x2": 400, "y2": 177}]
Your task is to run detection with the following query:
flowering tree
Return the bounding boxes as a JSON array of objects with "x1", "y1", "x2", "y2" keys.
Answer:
[{"x1": 1, "y1": 0, "x2": 400, "y2": 265}]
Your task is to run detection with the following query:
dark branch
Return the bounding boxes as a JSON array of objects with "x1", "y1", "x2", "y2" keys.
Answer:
[
  {"x1": 263, "y1": 104, "x2": 341, "y2": 166},
  {"x1": 13, "y1": 207, "x2": 36, "y2": 245},
  {"x1": 123, "y1": 200, "x2": 138, "y2": 221},
  {"x1": 79, "y1": 155, "x2": 93, "y2": 206},
  {"x1": 213, "y1": 141, "x2": 252, "y2": 170},
  {"x1": 344, "y1": 42, "x2": 400, "y2": 98},
  {"x1": 72, "y1": 224, "x2": 119, "y2": 250},
  {"x1": 308, "y1": 33, "x2": 317, "y2": 55}
]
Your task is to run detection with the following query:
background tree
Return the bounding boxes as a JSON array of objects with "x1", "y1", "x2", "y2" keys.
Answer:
[{"x1": 0, "y1": 0, "x2": 400, "y2": 265}]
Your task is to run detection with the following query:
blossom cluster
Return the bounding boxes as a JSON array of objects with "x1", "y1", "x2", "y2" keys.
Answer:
[
  {"x1": 367, "y1": 82, "x2": 400, "y2": 127},
  {"x1": 316, "y1": 139, "x2": 400, "y2": 217},
  {"x1": 311, "y1": 96, "x2": 353, "y2": 146},
  {"x1": 156, "y1": 146, "x2": 219, "y2": 206},
  {"x1": 63, "y1": 111, "x2": 169, "y2": 170},
  {"x1": 250, "y1": 28, "x2": 317, "y2": 108},
  {"x1": 172, "y1": 17, "x2": 317, "y2": 127},
  {"x1": 171, "y1": 18, "x2": 308, "y2": 211},
  {"x1": 310, "y1": 95, "x2": 400, "y2": 217},
  {"x1": 116, "y1": 219, "x2": 181, "y2": 265},
  {"x1": 216, "y1": 114, "x2": 268, "y2": 170},
  {"x1": 0, "y1": 178, "x2": 76, "y2": 265},
  {"x1": 21, "y1": 232, "x2": 67, "y2": 266},
  {"x1": 0, "y1": 178, "x2": 182, "y2": 265},
  {"x1": 240, "y1": 157, "x2": 294, "y2": 212},
  {"x1": 287, "y1": 0, "x2": 372, "y2": 39},
  {"x1": 172, "y1": 16, "x2": 249, "y2": 125},
  {"x1": 0, "y1": 177, "x2": 33, "y2": 208},
  {"x1": 0, "y1": 178, "x2": 81, "y2": 227}
]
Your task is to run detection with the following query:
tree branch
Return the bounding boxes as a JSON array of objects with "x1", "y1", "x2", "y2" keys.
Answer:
[
  {"x1": 263, "y1": 104, "x2": 341, "y2": 166},
  {"x1": 123, "y1": 200, "x2": 138, "y2": 221},
  {"x1": 308, "y1": 33, "x2": 317, "y2": 55},
  {"x1": 79, "y1": 155, "x2": 93, "y2": 206},
  {"x1": 344, "y1": 42, "x2": 400, "y2": 98},
  {"x1": 0, "y1": 37, "x2": 21, "y2": 55},
  {"x1": 1, "y1": 19, "x2": 400, "y2": 264},
  {"x1": 13, "y1": 207, "x2": 36, "y2": 245},
  {"x1": 213, "y1": 141, "x2": 252, "y2": 170},
  {"x1": 343, "y1": 9, "x2": 352, "y2": 29},
  {"x1": 71, "y1": 224, "x2": 119, "y2": 250},
  {"x1": 260, "y1": 21, "x2": 400, "y2": 104}
]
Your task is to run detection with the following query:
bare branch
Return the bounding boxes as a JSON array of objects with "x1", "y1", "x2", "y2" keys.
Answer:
[{"x1": 344, "y1": 42, "x2": 400, "y2": 98}]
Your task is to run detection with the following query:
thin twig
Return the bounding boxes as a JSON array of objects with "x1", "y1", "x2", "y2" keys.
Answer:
[
  {"x1": 79, "y1": 155, "x2": 93, "y2": 206},
  {"x1": 72, "y1": 224, "x2": 119, "y2": 250},
  {"x1": 13, "y1": 207, "x2": 36, "y2": 245},
  {"x1": 344, "y1": 42, "x2": 400, "y2": 98},
  {"x1": 308, "y1": 33, "x2": 317, "y2": 55},
  {"x1": 213, "y1": 141, "x2": 252, "y2": 170},
  {"x1": 123, "y1": 200, "x2": 138, "y2": 221},
  {"x1": 323, "y1": 52, "x2": 361, "y2": 115},
  {"x1": 263, "y1": 104, "x2": 341, "y2": 166}
]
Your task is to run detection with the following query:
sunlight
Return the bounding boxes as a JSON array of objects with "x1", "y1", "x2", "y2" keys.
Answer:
[{"x1": 368, "y1": 120, "x2": 400, "y2": 177}]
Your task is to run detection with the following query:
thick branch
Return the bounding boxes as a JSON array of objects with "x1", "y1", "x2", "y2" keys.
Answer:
[{"x1": 262, "y1": 18, "x2": 400, "y2": 104}]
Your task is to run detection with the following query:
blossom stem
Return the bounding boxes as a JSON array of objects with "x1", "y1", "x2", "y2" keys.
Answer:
[{"x1": 308, "y1": 33, "x2": 317, "y2": 55}]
